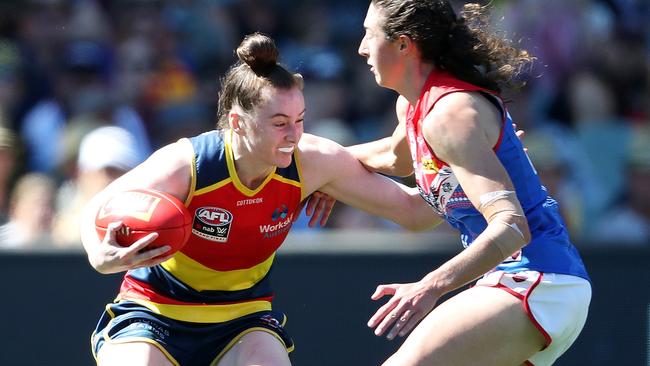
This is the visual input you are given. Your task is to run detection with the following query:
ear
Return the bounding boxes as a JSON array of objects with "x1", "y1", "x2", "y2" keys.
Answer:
[
  {"x1": 397, "y1": 35, "x2": 413, "y2": 53},
  {"x1": 228, "y1": 112, "x2": 245, "y2": 135}
]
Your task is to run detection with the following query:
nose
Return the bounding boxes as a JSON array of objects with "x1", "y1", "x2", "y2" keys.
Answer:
[
  {"x1": 358, "y1": 37, "x2": 368, "y2": 57},
  {"x1": 286, "y1": 123, "x2": 301, "y2": 142}
]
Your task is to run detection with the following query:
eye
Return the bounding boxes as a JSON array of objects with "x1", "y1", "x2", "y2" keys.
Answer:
[{"x1": 296, "y1": 119, "x2": 304, "y2": 124}]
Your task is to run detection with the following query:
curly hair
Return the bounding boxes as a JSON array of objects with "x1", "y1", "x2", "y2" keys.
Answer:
[{"x1": 371, "y1": 0, "x2": 535, "y2": 93}]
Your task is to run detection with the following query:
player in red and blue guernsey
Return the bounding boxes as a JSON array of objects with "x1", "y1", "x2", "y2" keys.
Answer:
[{"x1": 347, "y1": 1, "x2": 591, "y2": 365}]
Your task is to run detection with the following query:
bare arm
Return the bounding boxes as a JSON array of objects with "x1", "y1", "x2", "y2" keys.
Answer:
[
  {"x1": 417, "y1": 92, "x2": 531, "y2": 293},
  {"x1": 299, "y1": 134, "x2": 441, "y2": 231},
  {"x1": 346, "y1": 96, "x2": 413, "y2": 177},
  {"x1": 368, "y1": 92, "x2": 532, "y2": 339},
  {"x1": 79, "y1": 140, "x2": 193, "y2": 274}
]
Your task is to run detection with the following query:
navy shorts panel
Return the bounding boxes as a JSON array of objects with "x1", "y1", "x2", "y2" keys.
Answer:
[{"x1": 91, "y1": 301, "x2": 293, "y2": 366}]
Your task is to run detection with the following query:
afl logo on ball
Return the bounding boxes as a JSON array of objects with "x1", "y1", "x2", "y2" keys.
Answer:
[{"x1": 192, "y1": 207, "x2": 233, "y2": 242}]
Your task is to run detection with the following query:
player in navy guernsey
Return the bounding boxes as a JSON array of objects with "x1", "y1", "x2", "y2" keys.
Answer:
[
  {"x1": 80, "y1": 33, "x2": 441, "y2": 366},
  {"x1": 348, "y1": 1, "x2": 591, "y2": 365}
]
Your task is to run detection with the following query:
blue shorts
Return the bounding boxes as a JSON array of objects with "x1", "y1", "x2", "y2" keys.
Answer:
[{"x1": 91, "y1": 301, "x2": 294, "y2": 366}]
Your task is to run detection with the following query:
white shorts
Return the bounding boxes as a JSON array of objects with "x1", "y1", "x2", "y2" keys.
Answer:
[{"x1": 475, "y1": 270, "x2": 591, "y2": 366}]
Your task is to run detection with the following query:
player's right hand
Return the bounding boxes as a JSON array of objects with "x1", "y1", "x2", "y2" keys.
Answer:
[{"x1": 91, "y1": 221, "x2": 174, "y2": 274}]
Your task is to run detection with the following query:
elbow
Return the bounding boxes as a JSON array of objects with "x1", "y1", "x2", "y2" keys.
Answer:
[
  {"x1": 85, "y1": 251, "x2": 107, "y2": 274},
  {"x1": 403, "y1": 211, "x2": 440, "y2": 232},
  {"x1": 515, "y1": 216, "x2": 532, "y2": 244},
  {"x1": 389, "y1": 159, "x2": 414, "y2": 177},
  {"x1": 405, "y1": 219, "x2": 438, "y2": 232},
  {"x1": 88, "y1": 256, "x2": 114, "y2": 275}
]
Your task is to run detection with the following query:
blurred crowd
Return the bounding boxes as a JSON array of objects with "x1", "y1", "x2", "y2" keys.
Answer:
[{"x1": 0, "y1": 0, "x2": 648, "y2": 249}]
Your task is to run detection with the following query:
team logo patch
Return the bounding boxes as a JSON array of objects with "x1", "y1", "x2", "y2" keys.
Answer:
[
  {"x1": 421, "y1": 158, "x2": 438, "y2": 173},
  {"x1": 192, "y1": 207, "x2": 233, "y2": 242}
]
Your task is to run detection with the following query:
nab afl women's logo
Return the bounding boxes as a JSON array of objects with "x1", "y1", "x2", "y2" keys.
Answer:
[{"x1": 192, "y1": 207, "x2": 233, "y2": 242}]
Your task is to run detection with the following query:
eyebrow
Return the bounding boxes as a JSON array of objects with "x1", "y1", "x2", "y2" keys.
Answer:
[{"x1": 270, "y1": 109, "x2": 306, "y2": 118}]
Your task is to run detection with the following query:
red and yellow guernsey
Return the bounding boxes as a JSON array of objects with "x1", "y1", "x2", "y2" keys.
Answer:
[{"x1": 117, "y1": 129, "x2": 303, "y2": 323}]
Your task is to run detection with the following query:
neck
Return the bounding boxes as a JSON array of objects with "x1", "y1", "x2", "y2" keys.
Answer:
[
  {"x1": 230, "y1": 133, "x2": 274, "y2": 190},
  {"x1": 398, "y1": 63, "x2": 435, "y2": 105}
]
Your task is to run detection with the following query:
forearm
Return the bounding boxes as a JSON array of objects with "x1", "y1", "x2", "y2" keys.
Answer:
[
  {"x1": 420, "y1": 207, "x2": 529, "y2": 294},
  {"x1": 347, "y1": 138, "x2": 411, "y2": 177},
  {"x1": 420, "y1": 229, "x2": 513, "y2": 295},
  {"x1": 79, "y1": 193, "x2": 107, "y2": 271},
  {"x1": 318, "y1": 162, "x2": 439, "y2": 230}
]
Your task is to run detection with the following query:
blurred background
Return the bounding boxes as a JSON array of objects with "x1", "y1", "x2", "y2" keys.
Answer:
[{"x1": 0, "y1": 0, "x2": 648, "y2": 365}]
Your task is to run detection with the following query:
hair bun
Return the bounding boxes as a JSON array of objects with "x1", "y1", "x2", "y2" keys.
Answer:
[{"x1": 236, "y1": 33, "x2": 278, "y2": 73}]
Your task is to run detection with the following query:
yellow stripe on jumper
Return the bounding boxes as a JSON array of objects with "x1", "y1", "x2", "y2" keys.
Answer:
[
  {"x1": 161, "y1": 252, "x2": 276, "y2": 291},
  {"x1": 272, "y1": 174, "x2": 301, "y2": 189},
  {"x1": 124, "y1": 298, "x2": 272, "y2": 323}
]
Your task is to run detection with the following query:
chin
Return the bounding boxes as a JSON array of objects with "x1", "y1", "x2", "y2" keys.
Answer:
[{"x1": 274, "y1": 156, "x2": 293, "y2": 168}]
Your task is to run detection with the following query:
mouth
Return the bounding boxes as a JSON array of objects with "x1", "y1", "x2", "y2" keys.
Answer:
[{"x1": 278, "y1": 146, "x2": 294, "y2": 153}]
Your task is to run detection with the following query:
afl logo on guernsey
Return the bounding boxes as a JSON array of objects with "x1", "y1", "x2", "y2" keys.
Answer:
[{"x1": 192, "y1": 207, "x2": 233, "y2": 242}]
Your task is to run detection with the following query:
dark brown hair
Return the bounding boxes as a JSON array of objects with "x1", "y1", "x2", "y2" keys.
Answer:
[
  {"x1": 371, "y1": 0, "x2": 535, "y2": 93},
  {"x1": 216, "y1": 33, "x2": 304, "y2": 129}
]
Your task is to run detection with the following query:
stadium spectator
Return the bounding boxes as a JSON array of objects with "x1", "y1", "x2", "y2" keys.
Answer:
[
  {"x1": 52, "y1": 125, "x2": 143, "y2": 247},
  {"x1": 0, "y1": 173, "x2": 56, "y2": 248}
]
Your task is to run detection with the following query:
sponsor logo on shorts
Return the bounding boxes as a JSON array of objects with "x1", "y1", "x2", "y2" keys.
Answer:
[
  {"x1": 126, "y1": 319, "x2": 170, "y2": 340},
  {"x1": 260, "y1": 314, "x2": 283, "y2": 330},
  {"x1": 192, "y1": 207, "x2": 233, "y2": 242}
]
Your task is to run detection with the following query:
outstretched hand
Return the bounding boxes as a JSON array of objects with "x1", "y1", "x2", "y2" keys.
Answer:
[
  {"x1": 294, "y1": 191, "x2": 336, "y2": 227},
  {"x1": 367, "y1": 281, "x2": 440, "y2": 340},
  {"x1": 92, "y1": 221, "x2": 175, "y2": 274}
]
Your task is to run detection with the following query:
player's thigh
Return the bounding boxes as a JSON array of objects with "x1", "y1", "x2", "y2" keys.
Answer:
[
  {"x1": 385, "y1": 286, "x2": 546, "y2": 366},
  {"x1": 97, "y1": 341, "x2": 175, "y2": 366},
  {"x1": 216, "y1": 330, "x2": 291, "y2": 366}
]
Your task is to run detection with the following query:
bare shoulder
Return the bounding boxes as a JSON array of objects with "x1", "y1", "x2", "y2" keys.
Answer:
[
  {"x1": 139, "y1": 139, "x2": 192, "y2": 177},
  {"x1": 297, "y1": 133, "x2": 352, "y2": 195},
  {"x1": 423, "y1": 92, "x2": 496, "y2": 163},
  {"x1": 425, "y1": 93, "x2": 478, "y2": 144},
  {"x1": 110, "y1": 139, "x2": 193, "y2": 201},
  {"x1": 298, "y1": 133, "x2": 344, "y2": 158}
]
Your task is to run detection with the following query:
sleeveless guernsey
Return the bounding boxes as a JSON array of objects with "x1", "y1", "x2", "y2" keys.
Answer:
[
  {"x1": 117, "y1": 129, "x2": 304, "y2": 322},
  {"x1": 405, "y1": 70, "x2": 589, "y2": 280}
]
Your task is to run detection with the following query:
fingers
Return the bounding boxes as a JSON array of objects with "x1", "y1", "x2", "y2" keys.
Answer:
[
  {"x1": 376, "y1": 300, "x2": 412, "y2": 339},
  {"x1": 306, "y1": 193, "x2": 325, "y2": 227},
  {"x1": 292, "y1": 199, "x2": 307, "y2": 223},
  {"x1": 371, "y1": 284, "x2": 396, "y2": 300},
  {"x1": 318, "y1": 197, "x2": 335, "y2": 227},
  {"x1": 397, "y1": 310, "x2": 421, "y2": 338},
  {"x1": 307, "y1": 205, "x2": 321, "y2": 227},
  {"x1": 387, "y1": 309, "x2": 418, "y2": 340},
  {"x1": 104, "y1": 221, "x2": 124, "y2": 243},
  {"x1": 304, "y1": 194, "x2": 318, "y2": 217},
  {"x1": 513, "y1": 123, "x2": 528, "y2": 152},
  {"x1": 125, "y1": 232, "x2": 159, "y2": 254},
  {"x1": 302, "y1": 192, "x2": 337, "y2": 227},
  {"x1": 368, "y1": 297, "x2": 398, "y2": 332}
]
